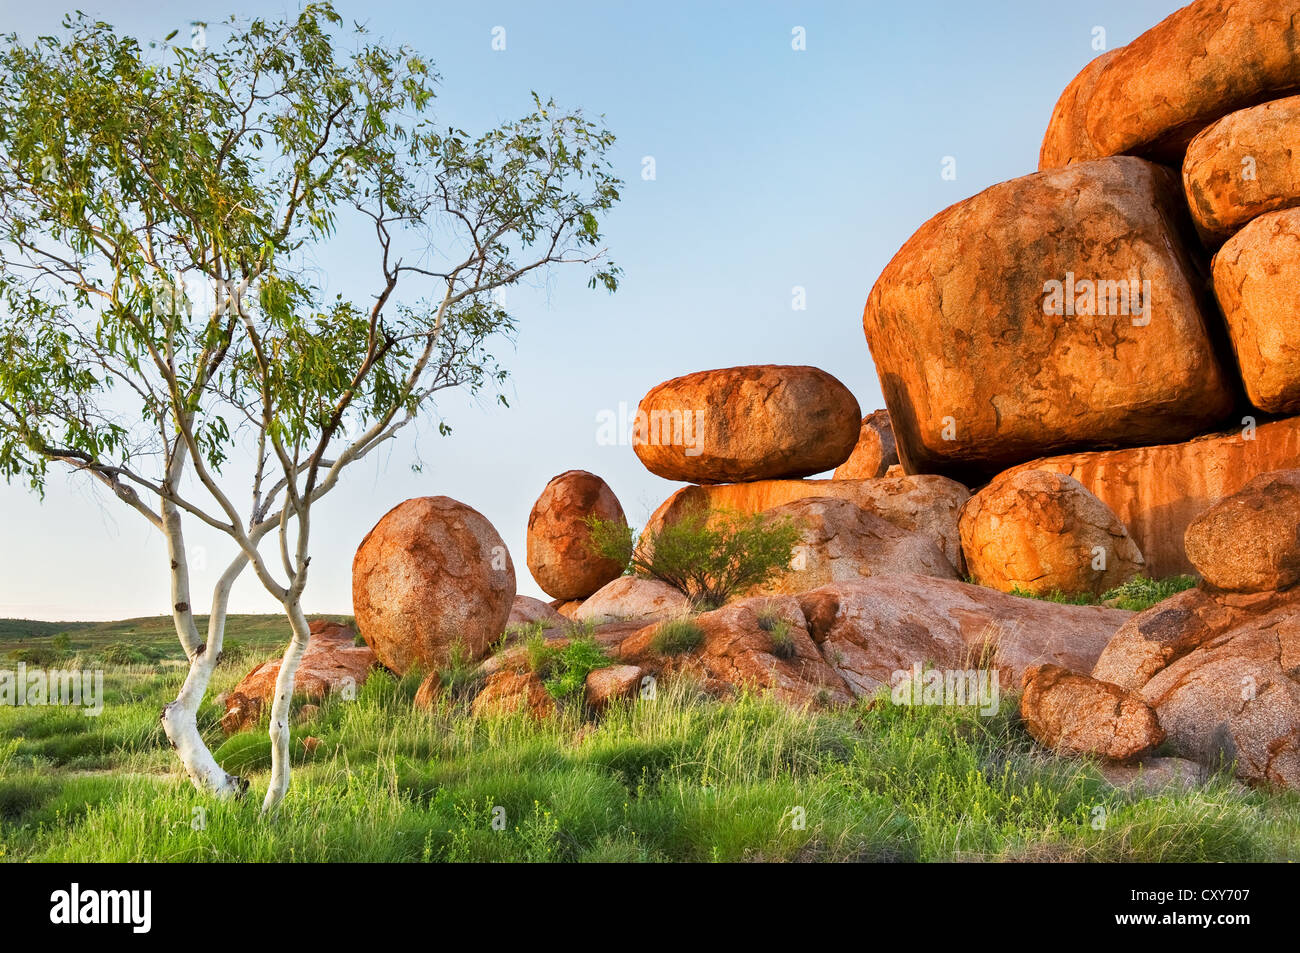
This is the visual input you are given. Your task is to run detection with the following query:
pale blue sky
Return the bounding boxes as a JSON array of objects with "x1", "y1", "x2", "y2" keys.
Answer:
[{"x1": 0, "y1": 0, "x2": 1184, "y2": 619}]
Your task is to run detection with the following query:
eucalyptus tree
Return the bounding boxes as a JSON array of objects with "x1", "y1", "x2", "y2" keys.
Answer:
[{"x1": 0, "y1": 6, "x2": 620, "y2": 811}]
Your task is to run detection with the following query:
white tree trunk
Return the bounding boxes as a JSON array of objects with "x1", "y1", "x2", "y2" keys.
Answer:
[
  {"x1": 160, "y1": 554, "x2": 250, "y2": 798},
  {"x1": 261, "y1": 600, "x2": 311, "y2": 813}
]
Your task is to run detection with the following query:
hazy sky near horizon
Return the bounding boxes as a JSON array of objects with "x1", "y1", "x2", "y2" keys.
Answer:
[{"x1": 0, "y1": 0, "x2": 1186, "y2": 621}]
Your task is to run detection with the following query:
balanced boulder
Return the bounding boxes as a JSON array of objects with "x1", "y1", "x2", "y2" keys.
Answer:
[
  {"x1": 1184, "y1": 95, "x2": 1300, "y2": 244},
  {"x1": 644, "y1": 473, "x2": 968, "y2": 573},
  {"x1": 1184, "y1": 469, "x2": 1300, "y2": 593},
  {"x1": 526, "y1": 470, "x2": 626, "y2": 601},
  {"x1": 864, "y1": 156, "x2": 1232, "y2": 480},
  {"x1": 1020, "y1": 664, "x2": 1164, "y2": 762},
  {"x1": 753, "y1": 496, "x2": 956, "y2": 596},
  {"x1": 959, "y1": 469, "x2": 1144, "y2": 597},
  {"x1": 1212, "y1": 208, "x2": 1300, "y2": 414},
  {"x1": 632, "y1": 365, "x2": 860, "y2": 483},
  {"x1": 833, "y1": 410, "x2": 899, "y2": 480},
  {"x1": 1038, "y1": 49, "x2": 1120, "y2": 169},
  {"x1": 1002, "y1": 416, "x2": 1300, "y2": 578},
  {"x1": 1084, "y1": 0, "x2": 1300, "y2": 162},
  {"x1": 352, "y1": 496, "x2": 515, "y2": 674}
]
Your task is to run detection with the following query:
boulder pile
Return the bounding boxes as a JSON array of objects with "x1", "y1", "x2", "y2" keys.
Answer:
[
  {"x1": 865, "y1": 0, "x2": 1300, "y2": 577},
  {"x1": 335, "y1": 0, "x2": 1299, "y2": 796},
  {"x1": 1024, "y1": 470, "x2": 1300, "y2": 788}
]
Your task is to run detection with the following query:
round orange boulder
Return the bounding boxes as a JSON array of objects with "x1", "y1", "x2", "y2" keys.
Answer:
[
  {"x1": 526, "y1": 470, "x2": 627, "y2": 601},
  {"x1": 632, "y1": 365, "x2": 860, "y2": 484},
  {"x1": 352, "y1": 496, "x2": 515, "y2": 675}
]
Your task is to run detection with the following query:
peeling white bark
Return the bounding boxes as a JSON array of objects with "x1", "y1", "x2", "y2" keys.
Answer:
[
  {"x1": 160, "y1": 552, "x2": 250, "y2": 799},
  {"x1": 261, "y1": 600, "x2": 311, "y2": 813}
]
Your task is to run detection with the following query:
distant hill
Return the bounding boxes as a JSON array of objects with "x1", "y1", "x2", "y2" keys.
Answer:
[{"x1": 0, "y1": 613, "x2": 354, "y2": 660}]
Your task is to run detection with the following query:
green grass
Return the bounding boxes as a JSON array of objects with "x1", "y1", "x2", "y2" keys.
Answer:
[
  {"x1": 1, "y1": 658, "x2": 1295, "y2": 862},
  {"x1": 649, "y1": 618, "x2": 705, "y2": 655},
  {"x1": 1007, "y1": 575, "x2": 1198, "y2": 612}
]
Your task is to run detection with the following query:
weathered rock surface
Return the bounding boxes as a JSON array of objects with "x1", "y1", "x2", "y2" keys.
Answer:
[
  {"x1": 572, "y1": 576, "x2": 691, "y2": 625},
  {"x1": 754, "y1": 496, "x2": 956, "y2": 596},
  {"x1": 1003, "y1": 417, "x2": 1300, "y2": 578},
  {"x1": 796, "y1": 575, "x2": 1132, "y2": 699},
  {"x1": 644, "y1": 474, "x2": 968, "y2": 573},
  {"x1": 1093, "y1": 586, "x2": 1300, "y2": 788},
  {"x1": 525, "y1": 470, "x2": 626, "y2": 601},
  {"x1": 1019, "y1": 663, "x2": 1164, "y2": 761},
  {"x1": 471, "y1": 670, "x2": 555, "y2": 720},
  {"x1": 1212, "y1": 208, "x2": 1300, "y2": 414},
  {"x1": 833, "y1": 410, "x2": 899, "y2": 480},
  {"x1": 221, "y1": 621, "x2": 376, "y2": 734},
  {"x1": 617, "y1": 596, "x2": 854, "y2": 707},
  {"x1": 1086, "y1": 0, "x2": 1300, "y2": 162},
  {"x1": 632, "y1": 365, "x2": 860, "y2": 483},
  {"x1": 960, "y1": 469, "x2": 1144, "y2": 597},
  {"x1": 585, "y1": 664, "x2": 645, "y2": 711},
  {"x1": 1183, "y1": 469, "x2": 1300, "y2": 593},
  {"x1": 1184, "y1": 95, "x2": 1300, "y2": 244},
  {"x1": 352, "y1": 496, "x2": 515, "y2": 675},
  {"x1": 864, "y1": 157, "x2": 1232, "y2": 481},
  {"x1": 508, "y1": 595, "x2": 566, "y2": 629},
  {"x1": 1038, "y1": 49, "x2": 1121, "y2": 169}
]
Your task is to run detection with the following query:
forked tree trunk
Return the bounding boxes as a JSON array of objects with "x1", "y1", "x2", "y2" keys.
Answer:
[
  {"x1": 261, "y1": 599, "x2": 312, "y2": 813},
  {"x1": 160, "y1": 553, "x2": 250, "y2": 797}
]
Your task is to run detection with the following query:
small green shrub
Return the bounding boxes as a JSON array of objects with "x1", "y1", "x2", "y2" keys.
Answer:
[
  {"x1": 8, "y1": 647, "x2": 60, "y2": 666},
  {"x1": 767, "y1": 622, "x2": 797, "y2": 660},
  {"x1": 1102, "y1": 575, "x2": 1198, "y2": 612},
  {"x1": 99, "y1": 643, "x2": 159, "y2": 666},
  {"x1": 1006, "y1": 575, "x2": 1198, "y2": 613},
  {"x1": 523, "y1": 623, "x2": 610, "y2": 701},
  {"x1": 1006, "y1": 587, "x2": 1096, "y2": 606},
  {"x1": 51, "y1": 633, "x2": 72, "y2": 654},
  {"x1": 586, "y1": 505, "x2": 802, "y2": 610},
  {"x1": 650, "y1": 618, "x2": 704, "y2": 656}
]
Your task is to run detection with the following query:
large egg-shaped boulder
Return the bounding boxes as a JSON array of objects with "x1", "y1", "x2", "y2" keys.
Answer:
[
  {"x1": 632, "y1": 365, "x2": 860, "y2": 484},
  {"x1": 526, "y1": 470, "x2": 627, "y2": 601},
  {"x1": 352, "y1": 496, "x2": 515, "y2": 674}
]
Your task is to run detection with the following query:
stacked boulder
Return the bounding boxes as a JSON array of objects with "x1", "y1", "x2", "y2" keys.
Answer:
[
  {"x1": 632, "y1": 364, "x2": 969, "y2": 586},
  {"x1": 864, "y1": 0, "x2": 1300, "y2": 579},
  {"x1": 1023, "y1": 471, "x2": 1300, "y2": 789}
]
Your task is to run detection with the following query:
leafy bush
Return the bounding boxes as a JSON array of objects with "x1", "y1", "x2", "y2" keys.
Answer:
[
  {"x1": 98, "y1": 643, "x2": 159, "y2": 666},
  {"x1": 525, "y1": 624, "x2": 611, "y2": 701},
  {"x1": 586, "y1": 505, "x2": 802, "y2": 610},
  {"x1": 650, "y1": 618, "x2": 704, "y2": 656},
  {"x1": 8, "y1": 647, "x2": 60, "y2": 666}
]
